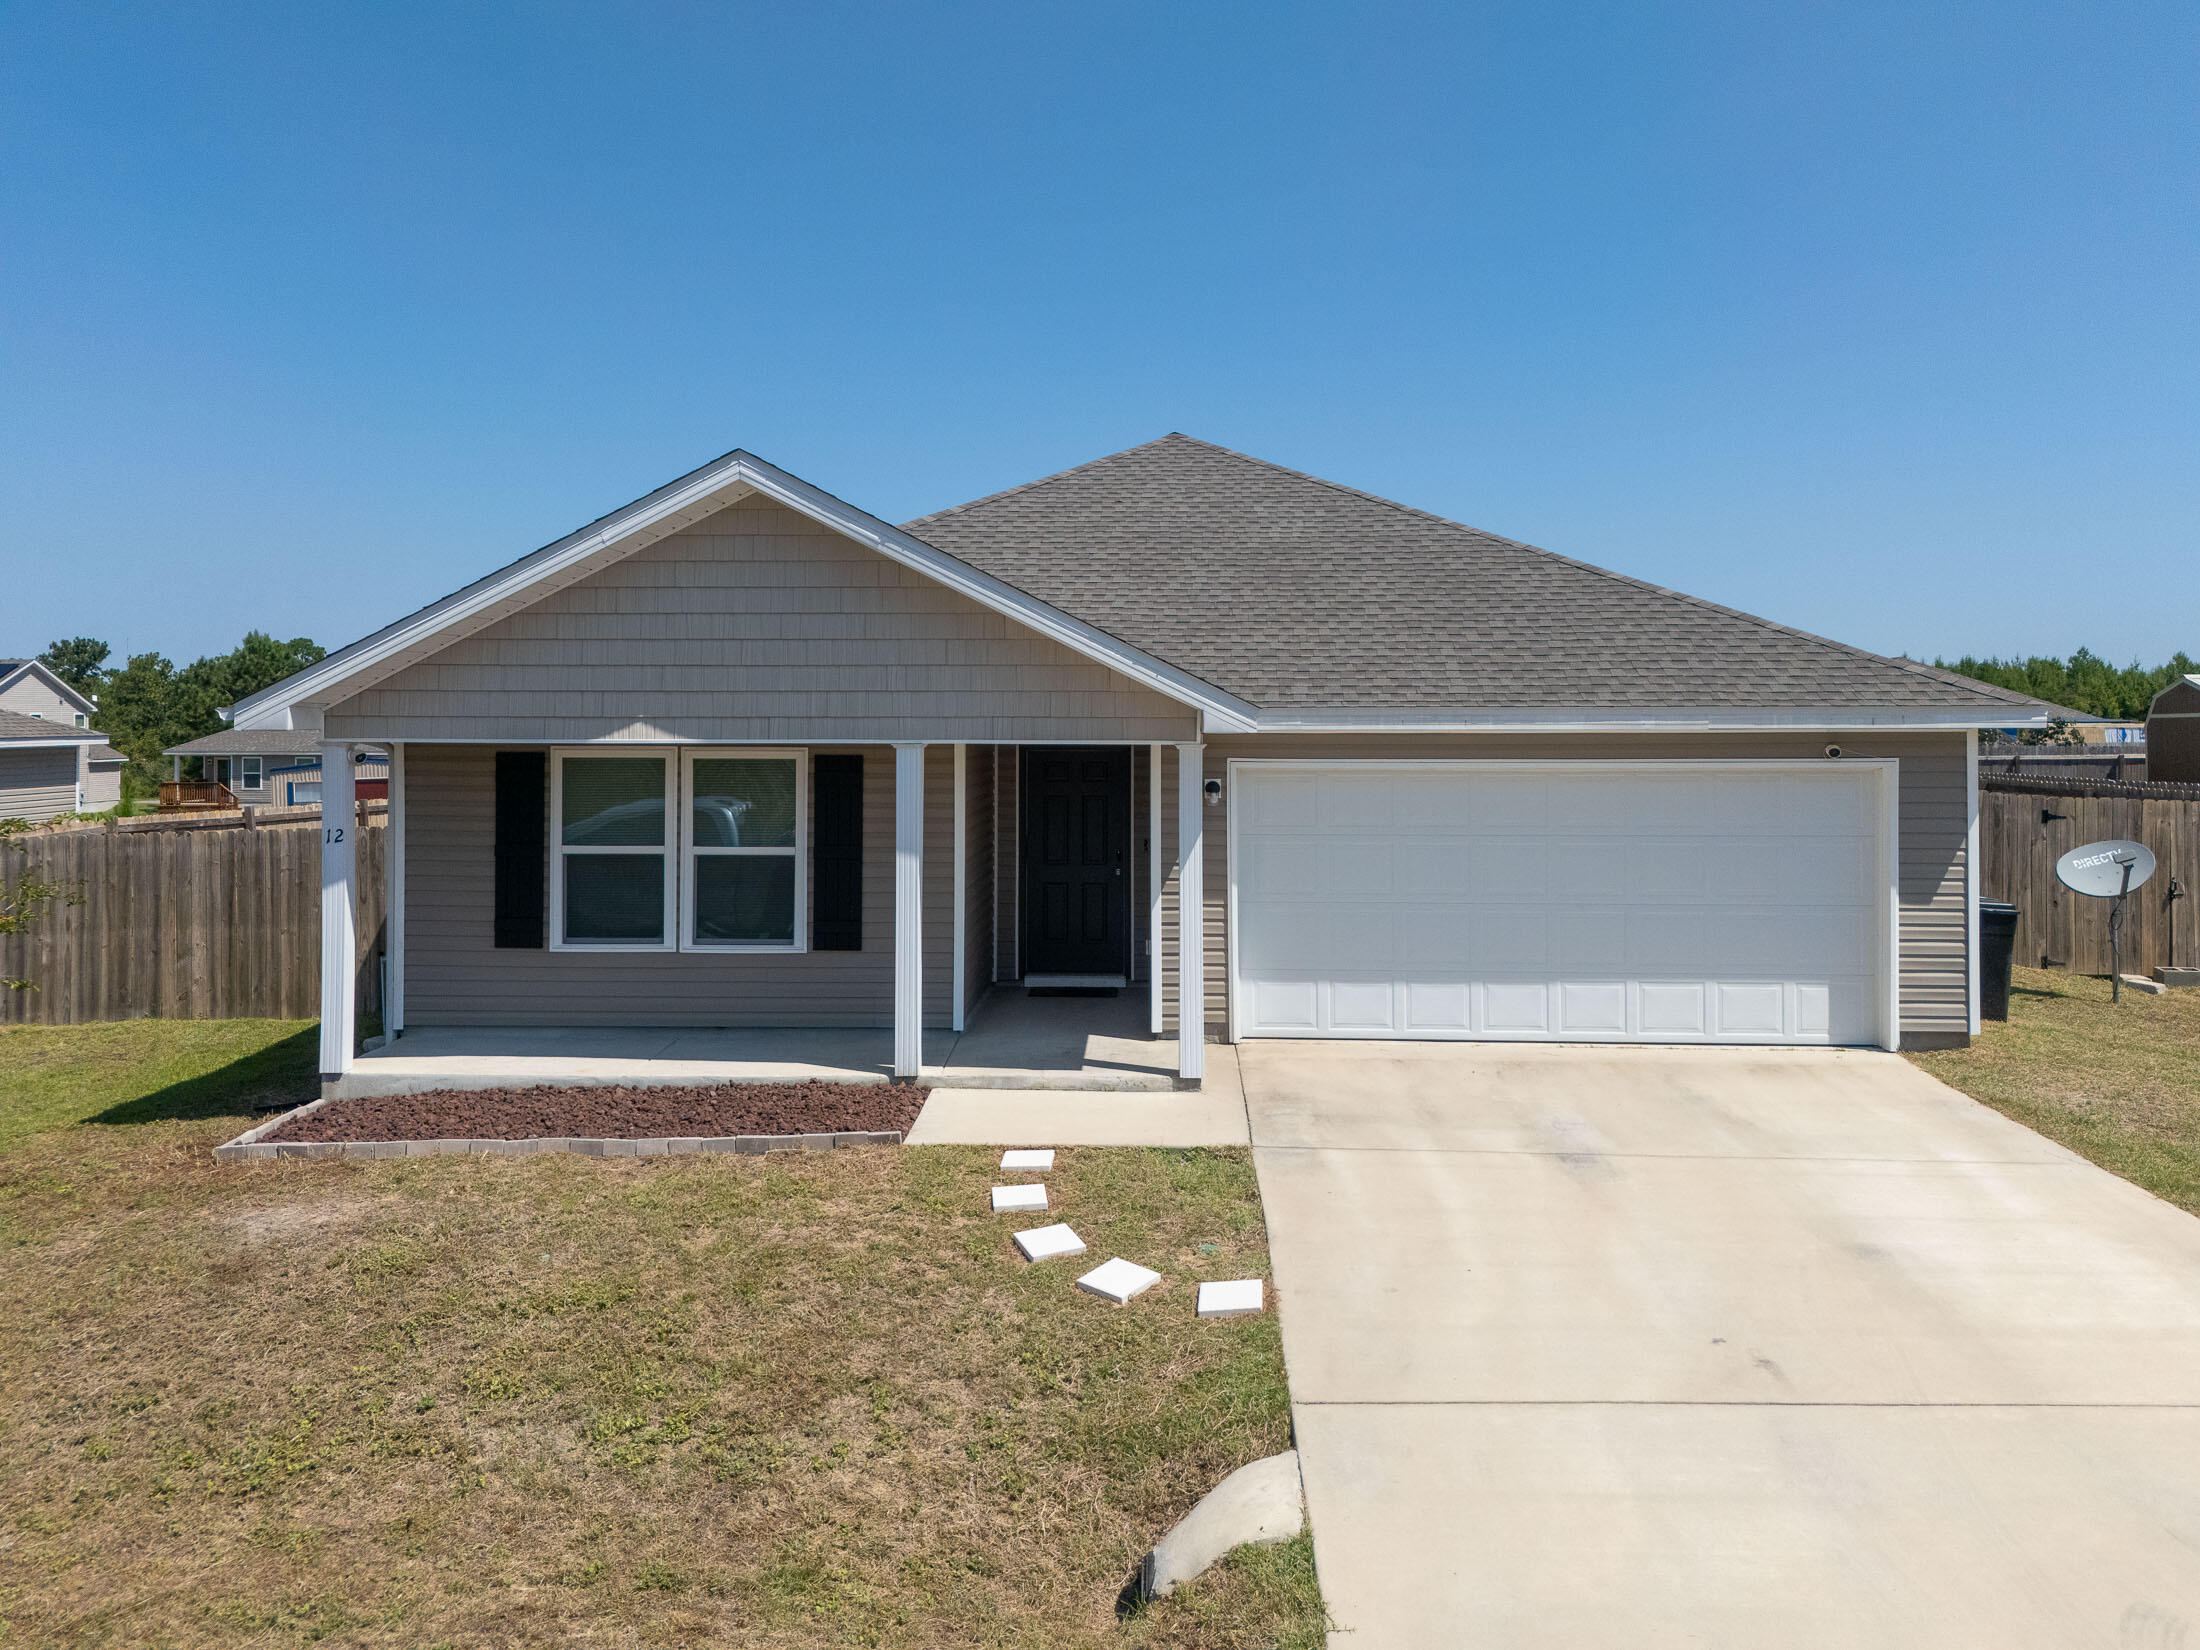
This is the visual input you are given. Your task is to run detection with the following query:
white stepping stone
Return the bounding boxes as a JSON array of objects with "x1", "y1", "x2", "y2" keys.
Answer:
[
  {"x1": 1197, "y1": 1279, "x2": 1265, "y2": 1319},
  {"x1": 1078, "y1": 1257, "x2": 1162, "y2": 1305},
  {"x1": 1012, "y1": 1223, "x2": 1086, "y2": 1262},
  {"x1": 990, "y1": 1183, "x2": 1048, "y2": 1213},
  {"x1": 1000, "y1": 1149, "x2": 1054, "y2": 1171}
]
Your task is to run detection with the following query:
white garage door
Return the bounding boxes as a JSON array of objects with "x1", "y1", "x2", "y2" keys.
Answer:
[{"x1": 1231, "y1": 763, "x2": 1888, "y2": 1046}]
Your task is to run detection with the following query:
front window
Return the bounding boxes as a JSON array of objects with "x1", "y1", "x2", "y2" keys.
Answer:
[
  {"x1": 241, "y1": 756, "x2": 262, "y2": 789},
  {"x1": 555, "y1": 754, "x2": 674, "y2": 947},
  {"x1": 683, "y1": 751, "x2": 805, "y2": 948},
  {"x1": 548, "y1": 748, "x2": 812, "y2": 952}
]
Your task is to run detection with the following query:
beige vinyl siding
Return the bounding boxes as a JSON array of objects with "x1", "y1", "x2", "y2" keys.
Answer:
[
  {"x1": 0, "y1": 746, "x2": 83, "y2": 822},
  {"x1": 963, "y1": 746, "x2": 995, "y2": 1014},
  {"x1": 1158, "y1": 732, "x2": 1973, "y2": 1048},
  {"x1": 994, "y1": 748, "x2": 1020, "y2": 979},
  {"x1": 0, "y1": 674, "x2": 88, "y2": 726},
  {"x1": 402, "y1": 742, "x2": 959, "y2": 1028},
  {"x1": 325, "y1": 496, "x2": 1198, "y2": 746}
]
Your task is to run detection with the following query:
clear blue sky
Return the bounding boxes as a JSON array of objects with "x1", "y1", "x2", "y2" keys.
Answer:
[{"x1": 5, "y1": 2, "x2": 2193, "y2": 671}]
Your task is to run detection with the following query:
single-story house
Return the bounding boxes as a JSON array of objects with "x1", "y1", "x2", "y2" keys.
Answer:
[
  {"x1": 161, "y1": 730, "x2": 388, "y2": 810},
  {"x1": 224, "y1": 435, "x2": 2061, "y2": 1089},
  {"x1": 0, "y1": 708, "x2": 112, "y2": 821}
]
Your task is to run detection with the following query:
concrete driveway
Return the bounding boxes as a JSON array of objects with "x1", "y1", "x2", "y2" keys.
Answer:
[{"x1": 1245, "y1": 1041, "x2": 2200, "y2": 1649}]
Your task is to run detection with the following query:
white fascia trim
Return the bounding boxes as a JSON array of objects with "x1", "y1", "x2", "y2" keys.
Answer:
[
  {"x1": 1229, "y1": 706, "x2": 2043, "y2": 733},
  {"x1": 230, "y1": 450, "x2": 1255, "y2": 734},
  {"x1": 0, "y1": 736, "x2": 105, "y2": 750}
]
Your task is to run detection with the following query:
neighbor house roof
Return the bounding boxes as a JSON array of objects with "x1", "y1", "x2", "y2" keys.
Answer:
[
  {"x1": 163, "y1": 729, "x2": 331, "y2": 758},
  {"x1": 86, "y1": 744, "x2": 125, "y2": 764},
  {"x1": 0, "y1": 709, "x2": 103, "y2": 744},
  {"x1": 902, "y1": 434, "x2": 2051, "y2": 720}
]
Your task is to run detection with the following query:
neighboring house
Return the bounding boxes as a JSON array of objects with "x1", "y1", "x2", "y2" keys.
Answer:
[
  {"x1": 0, "y1": 708, "x2": 106, "y2": 821},
  {"x1": 0, "y1": 662, "x2": 112, "y2": 819},
  {"x1": 226, "y1": 435, "x2": 2064, "y2": 1087},
  {"x1": 2147, "y1": 675, "x2": 2200, "y2": 783},
  {"x1": 0, "y1": 658, "x2": 98, "y2": 730},
  {"x1": 81, "y1": 743, "x2": 126, "y2": 811},
  {"x1": 160, "y1": 731, "x2": 388, "y2": 810}
]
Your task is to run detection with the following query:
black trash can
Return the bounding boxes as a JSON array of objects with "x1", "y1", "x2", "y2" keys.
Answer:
[{"x1": 1979, "y1": 900, "x2": 2019, "y2": 1022}]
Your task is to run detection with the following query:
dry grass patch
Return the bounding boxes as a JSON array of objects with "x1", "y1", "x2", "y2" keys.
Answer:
[
  {"x1": 1908, "y1": 966, "x2": 2200, "y2": 1215},
  {"x1": 0, "y1": 1025, "x2": 1321, "y2": 1648}
]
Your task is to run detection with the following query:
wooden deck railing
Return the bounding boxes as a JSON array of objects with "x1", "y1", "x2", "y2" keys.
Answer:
[{"x1": 157, "y1": 780, "x2": 238, "y2": 813}]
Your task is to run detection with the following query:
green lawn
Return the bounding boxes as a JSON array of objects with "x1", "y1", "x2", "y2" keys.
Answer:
[
  {"x1": 0, "y1": 1019, "x2": 1324, "y2": 1649},
  {"x1": 1908, "y1": 966, "x2": 2200, "y2": 1216}
]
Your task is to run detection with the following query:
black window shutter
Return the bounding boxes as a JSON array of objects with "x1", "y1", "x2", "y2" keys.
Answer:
[
  {"x1": 494, "y1": 751, "x2": 547, "y2": 949},
  {"x1": 812, "y1": 754, "x2": 863, "y2": 951}
]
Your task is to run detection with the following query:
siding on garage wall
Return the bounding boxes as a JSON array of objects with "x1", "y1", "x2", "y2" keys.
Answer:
[
  {"x1": 402, "y1": 742, "x2": 962, "y2": 1027},
  {"x1": 325, "y1": 496, "x2": 1200, "y2": 746},
  {"x1": 0, "y1": 746, "x2": 83, "y2": 822},
  {"x1": 1158, "y1": 732, "x2": 1973, "y2": 1047}
]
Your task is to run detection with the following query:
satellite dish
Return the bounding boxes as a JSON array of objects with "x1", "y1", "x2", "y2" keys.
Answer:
[{"x1": 2055, "y1": 840, "x2": 2157, "y2": 898}]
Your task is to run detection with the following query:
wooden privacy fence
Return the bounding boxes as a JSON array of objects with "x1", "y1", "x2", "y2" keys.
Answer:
[
  {"x1": 1980, "y1": 782, "x2": 2199, "y2": 976},
  {"x1": 0, "y1": 810, "x2": 386, "y2": 1025}
]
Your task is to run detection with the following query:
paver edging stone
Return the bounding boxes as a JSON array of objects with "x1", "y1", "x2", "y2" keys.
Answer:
[{"x1": 213, "y1": 1097, "x2": 904, "y2": 1163}]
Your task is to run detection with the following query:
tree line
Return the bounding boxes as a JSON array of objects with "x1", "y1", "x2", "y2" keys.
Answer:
[
  {"x1": 1933, "y1": 649, "x2": 2197, "y2": 720},
  {"x1": 37, "y1": 634, "x2": 325, "y2": 793}
]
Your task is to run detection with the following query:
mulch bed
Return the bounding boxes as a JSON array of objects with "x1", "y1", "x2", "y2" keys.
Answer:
[{"x1": 264, "y1": 1081, "x2": 929, "y2": 1144}]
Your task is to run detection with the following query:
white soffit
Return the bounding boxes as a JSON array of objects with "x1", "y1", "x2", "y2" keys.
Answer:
[{"x1": 230, "y1": 452, "x2": 1254, "y2": 733}]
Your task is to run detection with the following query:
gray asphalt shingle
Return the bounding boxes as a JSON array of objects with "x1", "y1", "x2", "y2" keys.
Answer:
[{"x1": 902, "y1": 434, "x2": 2040, "y2": 712}]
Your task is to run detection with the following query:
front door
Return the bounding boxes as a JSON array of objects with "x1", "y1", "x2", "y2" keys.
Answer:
[{"x1": 1022, "y1": 747, "x2": 1131, "y2": 980}]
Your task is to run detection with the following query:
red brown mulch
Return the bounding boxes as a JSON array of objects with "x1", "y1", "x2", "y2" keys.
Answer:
[{"x1": 262, "y1": 1081, "x2": 930, "y2": 1144}]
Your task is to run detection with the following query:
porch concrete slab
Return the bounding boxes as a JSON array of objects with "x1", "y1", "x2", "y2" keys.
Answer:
[
  {"x1": 337, "y1": 1025, "x2": 958, "y2": 1096},
  {"x1": 905, "y1": 1053, "x2": 1249, "y2": 1147},
  {"x1": 931, "y1": 987, "x2": 1181, "y2": 1090}
]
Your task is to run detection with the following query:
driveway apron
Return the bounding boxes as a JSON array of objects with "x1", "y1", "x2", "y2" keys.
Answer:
[{"x1": 1245, "y1": 1041, "x2": 2200, "y2": 1649}]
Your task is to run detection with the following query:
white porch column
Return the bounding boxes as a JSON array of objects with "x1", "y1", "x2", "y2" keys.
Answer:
[
  {"x1": 318, "y1": 741, "x2": 357, "y2": 1084},
  {"x1": 1175, "y1": 741, "x2": 1205, "y2": 1082},
  {"x1": 951, "y1": 743, "x2": 967, "y2": 1032},
  {"x1": 1149, "y1": 743, "x2": 1164, "y2": 1035},
  {"x1": 387, "y1": 742, "x2": 405, "y2": 1037},
  {"x1": 893, "y1": 743, "x2": 926, "y2": 1079}
]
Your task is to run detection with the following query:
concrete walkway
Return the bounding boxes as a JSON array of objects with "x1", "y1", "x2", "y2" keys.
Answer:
[
  {"x1": 1246, "y1": 1041, "x2": 2200, "y2": 1649},
  {"x1": 905, "y1": 1046, "x2": 1249, "y2": 1145}
]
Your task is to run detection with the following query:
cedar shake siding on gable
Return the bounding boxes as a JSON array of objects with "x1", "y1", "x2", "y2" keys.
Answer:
[
  {"x1": 1153, "y1": 732, "x2": 1974, "y2": 1047},
  {"x1": 402, "y1": 742, "x2": 962, "y2": 1028},
  {"x1": 322, "y1": 496, "x2": 1198, "y2": 745}
]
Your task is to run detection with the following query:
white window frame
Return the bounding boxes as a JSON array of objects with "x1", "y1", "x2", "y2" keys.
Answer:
[
  {"x1": 679, "y1": 746, "x2": 809, "y2": 953},
  {"x1": 549, "y1": 748, "x2": 678, "y2": 953},
  {"x1": 241, "y1": 755, "x2": 263, "y2": 790}
]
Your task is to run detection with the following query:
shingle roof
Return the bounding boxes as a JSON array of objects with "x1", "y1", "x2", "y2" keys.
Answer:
[
  {"x1": 0, "y1": 709, "x2": 102, "y2": 742},
  {"x1": 86, "y1": 744, "x2": 125, "y2": 764},
  {"x1": 163, "y1": 729, "x2": 329, "y2": 758},
  {"x1": 901, "y1": 434, "x2": 2044, "y2": 713}
]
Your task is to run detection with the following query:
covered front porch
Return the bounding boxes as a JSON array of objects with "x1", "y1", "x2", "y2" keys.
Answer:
[
  {"x1": 317, "y1": 738, "x2": 1214, "y2": 1096},
  {"x1": 338, "y1": 984, "x2": 1194, "y2": 1096}
]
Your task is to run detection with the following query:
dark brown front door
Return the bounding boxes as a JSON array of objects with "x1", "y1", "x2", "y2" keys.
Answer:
[{"x1": 1022, "y1": 747, "x2": 1131, "y2": 978}]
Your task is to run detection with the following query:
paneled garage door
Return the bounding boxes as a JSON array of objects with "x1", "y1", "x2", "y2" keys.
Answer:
[{"x1": 1230, "y1": 763, "x2": 1890, "y2": 1046}]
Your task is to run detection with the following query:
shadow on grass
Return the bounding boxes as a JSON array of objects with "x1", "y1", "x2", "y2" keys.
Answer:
[{"x1": 88, "y1": 1024, "x2": 320, "y2": 1127}]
